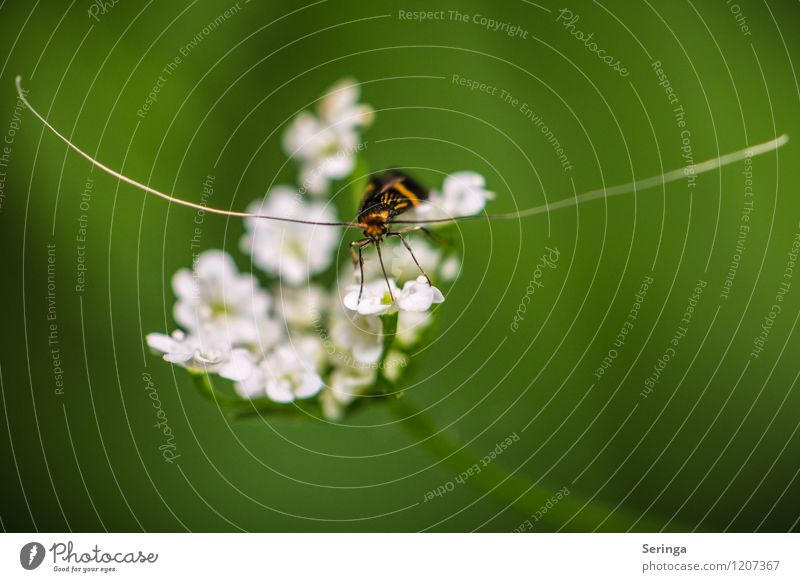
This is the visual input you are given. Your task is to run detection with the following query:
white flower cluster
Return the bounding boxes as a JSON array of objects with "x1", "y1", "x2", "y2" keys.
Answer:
[
  {"x1": 407, "y1": 171, "x2": 495, "y2": 222},
  {"x1": 146, "y1": 78, "x2": 494, "y2": 420},
  {"x1": 283, "y1": 77, "x2": 374, "y2": 197}
]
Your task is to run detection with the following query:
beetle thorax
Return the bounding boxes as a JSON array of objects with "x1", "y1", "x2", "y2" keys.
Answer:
[{"x1": 362, "y1": 211, "x2": 389, "y2": 238}]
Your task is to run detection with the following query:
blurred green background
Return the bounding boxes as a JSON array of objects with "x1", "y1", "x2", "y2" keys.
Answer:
[{"x1": 1, "y1": 0, "x2": 799, "y2": 532}]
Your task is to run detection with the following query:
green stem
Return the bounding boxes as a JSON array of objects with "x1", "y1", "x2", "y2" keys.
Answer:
[
  {"x1": 349, "y1": 154, "x2": 370, "y2": 210},
  {"x1": 373, "y1": 312, "x2": 398, "y2": 393},
  {"x1": 190, "y1": 372, "x2": 321, "y2": 420},
  {"x1": 190, "y1": 372, "x2": 681, "y2": 530},
  {"x1": 385, "y1": 395, "x2": 677, "y2": 532},
  {"x1": 188, "y1": 307, "x2": 679, "y2": 530}
]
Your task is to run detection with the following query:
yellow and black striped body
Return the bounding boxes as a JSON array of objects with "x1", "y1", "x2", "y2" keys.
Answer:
[{"x1": 358, "y1": 170, "x2": 428, "y2": 238}]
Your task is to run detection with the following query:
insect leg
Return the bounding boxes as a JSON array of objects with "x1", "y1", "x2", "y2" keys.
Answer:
[
  {"x1": 392, "y1": 225, "x2": 451, "y2": 248},
  {"x1": 357, "y1": 246, "x2": 366, "y2": 305},
  {"x1": 350, "y1": 239, "x2": 371, "y2": 304},
  {"x1": 375, "y1": 240, "x2": 394, "y2": 302},
  {"x1": 350, "y1": 238, "x2": 370, "y2": 267},
  {"x1": 389, "y1": 233, "x2": 432, "y2": 286}
]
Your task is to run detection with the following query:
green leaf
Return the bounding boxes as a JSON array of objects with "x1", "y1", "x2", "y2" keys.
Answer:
[{"x1": 385, "y1": 395, "x2": 685, "y2": 532}]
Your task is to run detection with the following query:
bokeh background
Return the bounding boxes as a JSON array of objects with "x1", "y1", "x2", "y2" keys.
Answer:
[{"x1": 1, "y1": 0, "x2": 799, "y2": 532}]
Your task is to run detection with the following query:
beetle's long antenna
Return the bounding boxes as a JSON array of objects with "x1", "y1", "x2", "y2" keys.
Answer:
[
  {"x1": 394, "y1": 134, "x2": 789, "y2": 225},
  {"x1": 15, "y1": 76, "x2": 361, "y2": 228}
]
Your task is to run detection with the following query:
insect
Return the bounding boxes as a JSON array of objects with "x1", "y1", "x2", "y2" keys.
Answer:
[
  {"x1": 351, "y1": 170, "x2": 434, "y2": 303},
  {"x1": 14, "y1": 75, "x2": 788, "y2": 305}
]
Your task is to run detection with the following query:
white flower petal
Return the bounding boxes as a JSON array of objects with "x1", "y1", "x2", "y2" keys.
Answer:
[
  {"x1": 397, "y1": 310, "x2": 432, "y2": 347},
  {"x1": 169, "y1": 249, "x2": 275, "y2": 346},
  {"x1": 218, "y1": 350, "x2": 256, "y2": 382},
  {"x1": 283, "y1": 78, "x2": 373, "y2": 195},
  {"x1": 283, "y1": 111, "x2": 322, "y2": 159},
  {"x1": 342, "y1": 291, "x2": 361, "y2": 312},
  {"x1": 383, "y1": 350, "x2": 407, "y2": 382},
  {"x1": 275, "y1": 285, "x2": 327, "y2": 328},
  {"x1": 342, "y1": 278, "x2": 398, "y2": 315},
  {"x1": 361, "y1": 237, "x2": 441, "y2": 285},
  {"x1": 234, "y1": 368, "x2": 266, "y2": 399},
  {"x1": 440, "y1": 171, "x2": 495, "y2": 216},
  {"x1": 195, "y1": 250, "x2": 237, "y2": 280},
  {"x1": 294, "y1": 373, "x2": 324, "y2": 399},
  {"x1": 343, "y1": 292, "x2": 390, "y2": 315},
  {"x1": 299, "y1": 165, "x2": 330, "y2": 196},
  {"x1": 147, "y1": 330, "x2": 261, "y2": 382},
  {"x1": 321, "y1": 365, "x2": 376, "y2": 420},
  {"x1": 318, "y1": 151, "x2": 355, "y2": 178},
  {"x1": 330, "y1": 301, "x2": 383, "y2": 366},
  {"x1": 440, "y1": 255, "x2": 460, "y2": 282},
  {"x1": 266, "y1": 381, "x2": 295, "y2": 403},
  {"x1": 319, "y1": 78, "x2": 360, "y2": 122},
  {"x1": 146, "y1": 332, "x2": 177, "y2": 354},
  {"x1": 172, "y1": 270, "x2": 197, "y2": 301},
  {"x1": 241, "y1": 187, "x2": 340, "y2": 285},
  {"x1": 396, "y1": 276, "x2": 445, "y2": 312},
  {"x1": 352, "y1": 340, "x2": 383, "y2": 365}
]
